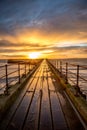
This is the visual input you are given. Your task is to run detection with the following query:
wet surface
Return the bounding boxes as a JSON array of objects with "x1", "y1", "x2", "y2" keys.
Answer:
[{"x1": 0, "y1": 60, "x2": 85, "y2": 130}]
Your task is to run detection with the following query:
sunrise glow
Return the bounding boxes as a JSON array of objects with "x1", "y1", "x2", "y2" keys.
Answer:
[
  {"x1": 0, "y1": 0, "x2": 87, "y2": 59},
  {"x1": 28, "y1": 52, "x2": 40, "y2": 59}
]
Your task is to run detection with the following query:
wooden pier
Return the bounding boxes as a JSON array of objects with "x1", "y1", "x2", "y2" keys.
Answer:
[{"x1": 0, "y1": 60, "x2": 86, "y2": 130}]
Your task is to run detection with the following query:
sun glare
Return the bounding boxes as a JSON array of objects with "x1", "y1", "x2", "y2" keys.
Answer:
[{"x1": 29, "y1": 52, "x2": 40, "y2": 59}]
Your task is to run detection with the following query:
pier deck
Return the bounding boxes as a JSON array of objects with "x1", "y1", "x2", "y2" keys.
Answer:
[{"x1": 0, "y1": 60, "x2": 85, "y2": 130}]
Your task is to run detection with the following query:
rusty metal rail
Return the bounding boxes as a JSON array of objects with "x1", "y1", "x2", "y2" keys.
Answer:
[
  {"x1": 48, "y1": 59, "x2": 87, "y2": 99},
  {"x1": 0, "y1": 61, "x2": 41, "y2": 95}
]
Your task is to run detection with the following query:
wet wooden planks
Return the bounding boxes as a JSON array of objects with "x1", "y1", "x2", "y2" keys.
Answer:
[
  {"x1": 7, "y1": 75, "x2": 38, "y2": 130},
  {"x1": 48, "y1": 69, "x2": 68, "y2": 130},
  {"x1": 0, "y1": 61, "x2": 74, "y2": 130},
  {"x1": 39, "y1": 70, "x2": 52, "y2": 130}
]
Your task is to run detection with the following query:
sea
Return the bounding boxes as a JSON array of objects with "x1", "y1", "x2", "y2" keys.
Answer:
[
  {"x1": 0, "y1": 59, "x2": 7, "y2": 66},
  {"x1": 51, "y1": 58, "x2": 87, "y2": 98},
  {"x1": 0, "y1": 59, "x2": 87, "y2": 97},
  {"x1": 0, "y1": 60, "x2": 29, "y2": 94}
]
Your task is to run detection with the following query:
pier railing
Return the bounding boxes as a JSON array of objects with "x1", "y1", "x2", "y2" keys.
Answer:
[
  {"x1": 48, "y1": 60, "x2": 87, "y2": 99},
  {"x1": 0, "y1": 61, "x2": 40, "y2": 95}
]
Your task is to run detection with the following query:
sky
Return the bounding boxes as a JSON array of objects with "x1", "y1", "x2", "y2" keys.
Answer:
[{"x1": 0, "y1": 0, "x2": 87, "y2": 59}]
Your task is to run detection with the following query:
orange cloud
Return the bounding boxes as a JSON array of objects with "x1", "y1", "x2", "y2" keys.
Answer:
[{"x1": 0, "y1": 26, "x2": 87, "y2": 59}]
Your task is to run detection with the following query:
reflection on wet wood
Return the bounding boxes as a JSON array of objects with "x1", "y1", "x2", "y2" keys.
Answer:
[{"x1": 0, "y1": 60, "x2": 85, "y2": 130}]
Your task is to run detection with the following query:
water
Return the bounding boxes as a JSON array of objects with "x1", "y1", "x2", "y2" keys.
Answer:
[
  {"x1": 51, "y1": 58, "x2": 87, "y2": 98},
  {"x1": 61, "y1": 59, "x2": 87, "y2": 95},
  {"x1": 61, "y1": 58, "x2": 87, "y2": 65},
  {"x1": 0, "y1": 60, "x2": 30, "y2": 94},
  {"x1": 0, "y1": 59, "x2": 87, "y2": 96},
  {"x1": 0, "y1": 60, "x2": 7, "y2": 66}
]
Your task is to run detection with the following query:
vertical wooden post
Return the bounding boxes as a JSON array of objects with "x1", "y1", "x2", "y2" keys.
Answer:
[
  {"x1": 60, "y1": 61, "x2": 61, "y2": 72},
  {"x1": 25, "y1": 63, "x2": 26, "y2": 76},
  {"x1": 77, "y1": 65, "x2": 79, "y2": 87},
  {"x1": 28, "y1": 63, "x2": 30, "y2": 72},
  {"x1": 5, "y1": 64, "x2": 8, "y2": 95},
  {"x1": 57, "y1": 60, "x2": 58, "y2": 69},
  {"x1": 76, "y1": 65, "x2": 80, "y2": 95},
  {"x1": 66, "y1": 63, "x2": 68, "y2": 84},
  {"x1": 18, "y1": 63, "x2": 20, "y2": 83},
  {"x1": 55, "y1": 60, "x2": 57, "y2": 68},
  {"x1": 56, "y1": 60, "x2": 57, "y2": 68},
  {"x1": 60, "y1": 61, "x2": 62, "y2": 74},
  {"x1": 57, "y1": 61, "x2": 60, "y2": 71}
]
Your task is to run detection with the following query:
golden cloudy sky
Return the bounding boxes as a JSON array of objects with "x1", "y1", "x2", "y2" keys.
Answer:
[{"x1": 0, "y1": 0, "x2": 87, "y2": 59}]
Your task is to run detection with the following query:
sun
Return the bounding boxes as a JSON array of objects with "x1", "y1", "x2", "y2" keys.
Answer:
[{"x1": 28, "y1": 52, "x2": 40, "y2": 59}]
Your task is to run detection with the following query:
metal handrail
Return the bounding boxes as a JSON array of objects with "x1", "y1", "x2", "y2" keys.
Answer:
[
  {"x1": 48, "y1": 59, "x2": 87, "y2": 98},
  {"x1": 0, "y1": 60, "x2": 41, "y2": 95}
]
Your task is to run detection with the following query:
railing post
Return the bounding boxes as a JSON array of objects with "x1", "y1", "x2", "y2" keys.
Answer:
[
  {"x1": 54, "y1": 60, "x2": 56, "y2": 67},
  {"x1": 66, "y1": 62, "x2": 68, "y2": 84},
  {"x1": 30, "y1": 64, "x2": 31, "y2": 71},
  {"x1": 55, "y1": 60, "x2": 56, "y2": 68},
  {"x1": 77, "y1": 65, "x2": 79, "y2": 87},
  {"x1": 76, "y1": 65, "x2": 80, "y2": 95},
  {"x1": 5, "y1": 64, "x2": 8, "y2": 95},
  {"x1": 25, "y1": 63, "x2": 26, "y2": 76},
  {"x1": 57, "y1": 60, "x2": 59, "y2": 70},
  {"x1": 56, "y1": 60, "x2": 57, "y2": 68},
  {"x1": 18, "y1": 63, "x2": 20, "y2": 83},
  {"x1": 60, "y1": 61, "x2": 62, "y2": 74},
  {"x1": 28, "y1": 63, "x2": 30, "y2": 72},
  {"x1": 57, "y1": 60, "x2": 58, "y2": 69},
  {"x1": 60, "y1": 61, "x2": 61, "y2": 72}
]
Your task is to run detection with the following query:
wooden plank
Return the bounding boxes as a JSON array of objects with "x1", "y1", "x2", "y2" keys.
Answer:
[
  {"x1": 23, "y1": 76, "x2": 42, "y2": 130},
  {"x1": 39, "y1": 72, "x2": 52, "y2": 130},
  {"x1": 7, "y1": 78, "x2": 38, "y2": 130},
  {"x1": 7, "y1": 93, "x2": 32, "y2": 130},
  {"x1": 48, "y1": 73, "x2": 68, "y2": 130}
]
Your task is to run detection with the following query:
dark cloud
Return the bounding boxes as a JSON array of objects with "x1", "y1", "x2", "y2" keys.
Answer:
[
  {"x1": 1, "y1": 54, "x2": 26, "y2": 58},
  {"x1": 0, "y1": 40, "x2": 47, "y2": 48},
  {"x1": 0, "y1": 40, "x2": 13, "y2": 46},
  {"x1": 0, "y1": 0, "x2": 87, "y2": 35}
]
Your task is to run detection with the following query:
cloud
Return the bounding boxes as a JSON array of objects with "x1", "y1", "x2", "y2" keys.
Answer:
[
  {"x1": 0, "y1": 40, "x2": 45, "y2": 47},
  {"x1": 0, "y1": 0, "x2": 87, "y2": 35},
  {"x1": 0, "y1": 0, "x2": 87, "y2": 59}
]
